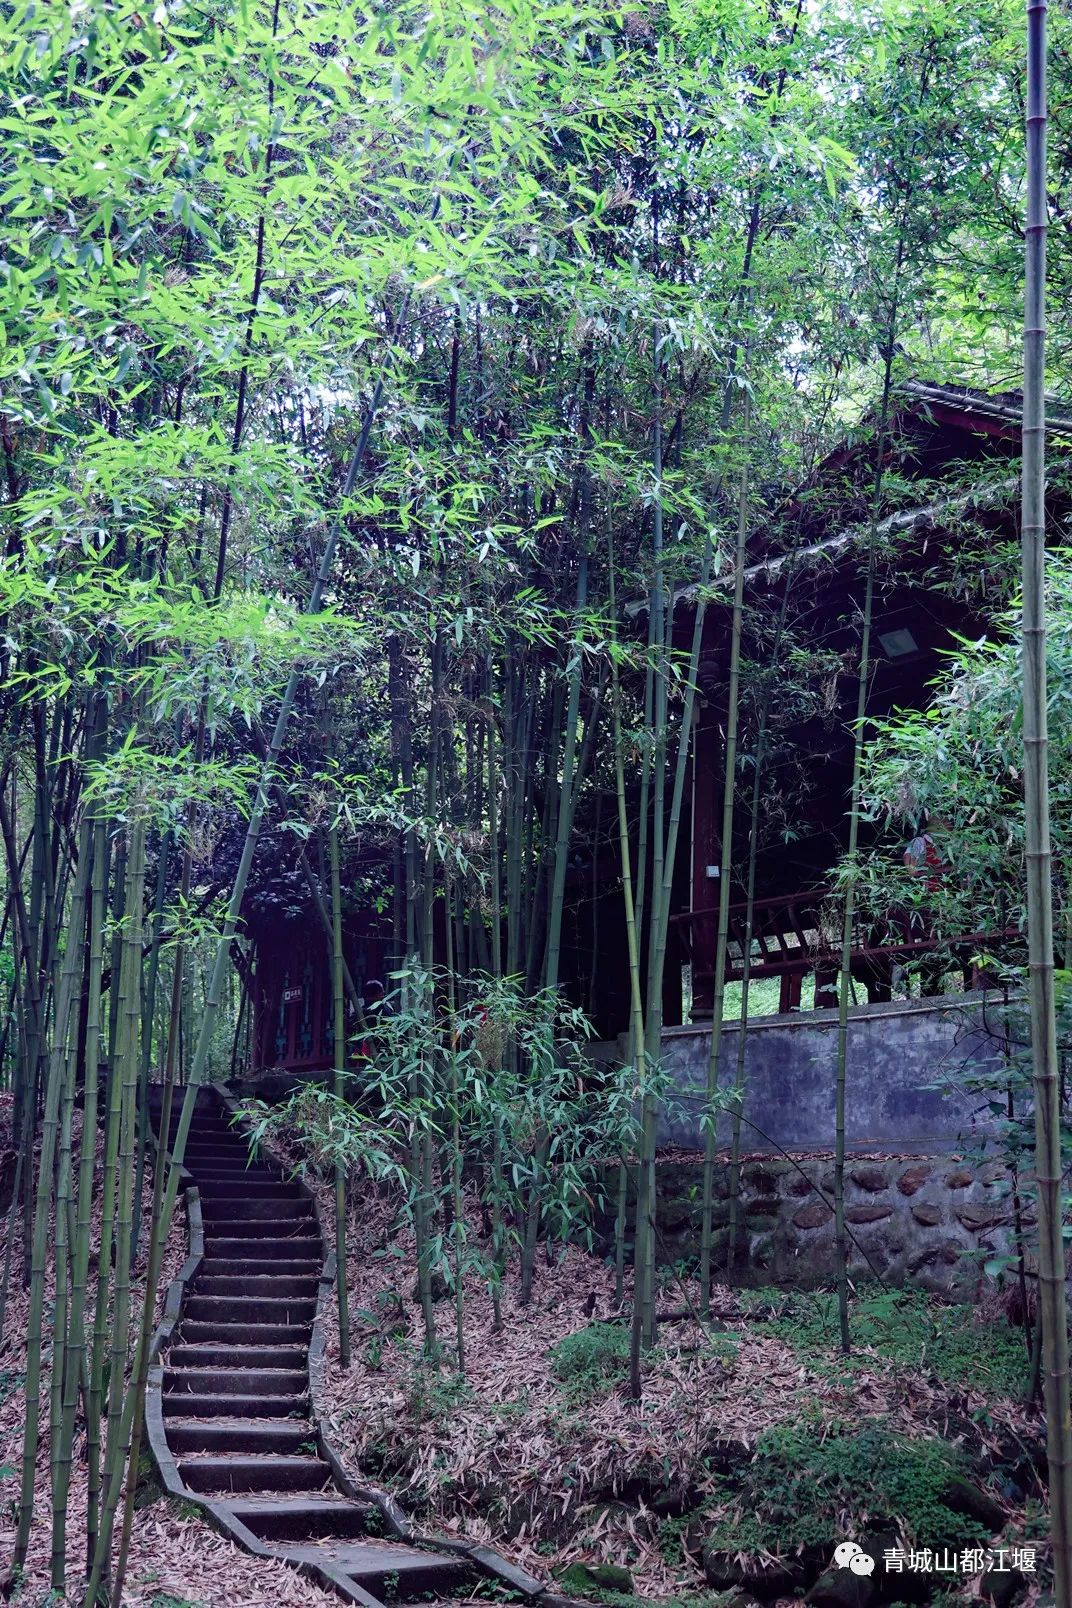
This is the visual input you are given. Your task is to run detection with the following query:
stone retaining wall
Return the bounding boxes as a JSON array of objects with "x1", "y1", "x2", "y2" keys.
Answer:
[{"x1": 608, "y1": 1152, "x2": 1026, "y2": 1294}]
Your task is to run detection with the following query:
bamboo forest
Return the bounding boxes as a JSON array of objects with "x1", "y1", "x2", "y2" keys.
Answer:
[{"x1": 4, "y1": 0, "x2": 1072, "y2": 1604}]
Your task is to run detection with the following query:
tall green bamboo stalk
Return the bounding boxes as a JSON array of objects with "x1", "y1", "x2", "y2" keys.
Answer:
[
  {"x1": 642, "y1": 313, "x2": 667, "y2": 1345},
  {"x1": 88, "y1": 823, "x2": 147, "y2": 1602},
  {"x1": 443, "y1": 883, "x2": 466, "y2": 1377},
  {"x1": 485, "y1": 671, "x2": 507, "y2": 1334},
  {"x1": 1021, "y1": 6, "x2": 1072, "y2": 1596},
  {"x1": 85, "y1": 854, "x2": 126, "y2": 1569},
  {"x1": 544, "y1": 552, "x2": 589, "y2": 992},
  {"x1": 606, "y1": 529, "x2": 649, "y2": 1403},
  {"x1": 106, "y1": 821, "x2": 203, "y2": 1608},
  {"x1": 132, "y1": 827, "x2": 170, "y2": 1252},
  {"x1": 832, "y1": 262, "x2": 904, "y2": 1355},
  {"x1": 832, "y1": 557, "x2": 875, "y2": 1356},
  {"x1": 50, "y1": 885, "x2": 80, "y2": 1584},
  {"x1": 699, "y1": 386, "x2": 751, "y2": 1315},
  {"x1": 726, "y1": 572, "x2": 796, "y2": 1268},
  {"x1": 411, "y1": 635, "x2": 443, "y2": 1359},
  {"x1": 49, "y1": 818, "x2": 97, "y2": 1590},
  {"x1": 522, "y1": 497, "x2": 591, "y2": 1304},
  {"x1": 12, "y1": 823, "x2": 92, "y2": 1573},
  {"x1": 329, "y1": 819, "x2": 352, "y2": 1368}
]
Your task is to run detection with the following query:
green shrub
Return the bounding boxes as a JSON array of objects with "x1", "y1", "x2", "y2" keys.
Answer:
[
  {"x1": 705, "y1": 1420, "x2": 985, "y2": 1556},
  {"x1": 550, "y1": 1322, "x2": 631, "y2": 1402}
]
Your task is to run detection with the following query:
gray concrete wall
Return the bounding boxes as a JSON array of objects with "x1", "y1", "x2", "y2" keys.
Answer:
[{"x1": 656, "y1": 992, "x2": 1007, "y2": 1153}]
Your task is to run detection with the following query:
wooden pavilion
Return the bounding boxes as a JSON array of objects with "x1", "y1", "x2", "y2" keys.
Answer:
[{"x1": 668, "y1": 379, "x2": 1072, "y2": 1022}]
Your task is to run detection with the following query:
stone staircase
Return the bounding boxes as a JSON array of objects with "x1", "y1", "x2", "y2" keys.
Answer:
[{"x1": 145, "y1": 1086, "x2": 501, "y2": 1606}]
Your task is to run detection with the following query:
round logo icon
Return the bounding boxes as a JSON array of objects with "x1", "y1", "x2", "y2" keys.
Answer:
[{"x1": 833, "y1": 1542, "x2": 875, "y2": 1575}]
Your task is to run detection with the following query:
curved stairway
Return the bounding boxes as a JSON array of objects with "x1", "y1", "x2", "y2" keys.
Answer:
[{"x1": 146, "y1": 1086, "x2": 487, "y2": 1606}]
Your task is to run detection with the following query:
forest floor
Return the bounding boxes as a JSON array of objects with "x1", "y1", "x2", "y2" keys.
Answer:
[
  {"x1": 313, "y1": 1184, "x2": 1050, "y2": 1608},
  {"x1": 0, "y1": 1096, "x2": 1053, "y2": 1608}
]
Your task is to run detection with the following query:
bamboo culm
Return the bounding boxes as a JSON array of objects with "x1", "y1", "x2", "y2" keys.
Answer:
[
  {"x1": 832, "y1": 260, "x2": 904, "y2": 1356},
  {"x1": 699, "y1": 386, "x2": 752, "y2": 1314},
  {"x1": 606, "y1": 526, "x2": 649, "y2": 1402},
  {"x1": 329, "y1": 820, "x2": 352, "y2": 1369},
  {"x1": 12, "y1": 824, "x2": 93, "y2": 1574},
  {"x1": 1021, "y1": 4, "x2": 1072, "y2": 1597}
]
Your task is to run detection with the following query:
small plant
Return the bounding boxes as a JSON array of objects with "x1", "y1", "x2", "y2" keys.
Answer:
[
  {"x1": 657, "y1": 1514, "x2": 695, "y2": 1565},
  {"x1": 382, "y1": 1569, "x2": 400, "y2": 1602},
  {"x1": 550, "y1": 1321, "x2": 631, "y2": 1402},
  {"x1": 466, "y1": 1578, "x2": 527, "y2": 1603},
  {"x1": 0, "y1": 1370, "x2": 25, "y2": 1410},
  {"x1": 402, "y1": 1357, "x2": 474, "y2": 1423}
]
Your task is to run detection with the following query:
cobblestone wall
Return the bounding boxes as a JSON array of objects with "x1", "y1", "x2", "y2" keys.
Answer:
[{"x1": 621, "y1": 1153, "x2": 1025, "y2": 1293}]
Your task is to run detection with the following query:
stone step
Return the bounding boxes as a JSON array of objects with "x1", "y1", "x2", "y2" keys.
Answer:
[
  {"x1": 195, "y1": 1274, "x2": 319, "y2": 1300},
  {"x1": 200, "y1": 1234, "x2": 318, "y2": 1260},
  {"x1": 170, "y1": 1344, "x2": 308, "y2": 1370},
  {"x1": 184, "y1": 1294, "x2": 317, "y2": 1324},
  {"x1": 193, "y1": 1180, "x2": 289, "y2": 1196},
  {"x1": 196, "y1": 1177, "x2": 303, "y2": 1202},
  {"x1": 167, "y1": 1419, "x2": 316, "y2": 1456},
  {"x1": 198, "y1": 1199, "x2": 315, "y2": 1223},
  {"x1": 179, "y1": 1137, "x2": 251, "y2": 1152},
  {"x1": 179, "y1": 1453, "x2": 332, "y2": 1494},
  {"x1": 197, "y1": 1217, "x2": 315, "y2": 1239},
  {"x1": 162, "y1": 1390, "x2": 309, "y2": 1418},
  {"x1": 343, "y1": 1553, "x2": 472, "y2": 1597},
  {"x1": 161, "y1": 1122, "x2": 233, "y2": 1138},
  {"x1": 167, "y1": 1144, "x2": 240, "y2": 1162},
  {"x1": 166, "y1": 1139, "x2": 236, "y2": 1157},
  {"x1": 184, "y1": 1148, "x2": 273, "y2": 1164},
  {"x1": 225, "y1": 1495, "x2": 375, "y2": 1541},
  {"x1": 183, "y1": 1161, "x2": 256, "y2": 1176},
  {"x1": 189, "y1": 1170, "x2": 287, "y2": 1183},
  {"x1": 186, "y1": 1164, "x2": 280, "y2": 1187},
  {"x1": 200, "y1": 1258, "x2": 321, "y2": 1279},
  {"x1": 273, "y1": 1540, "x2": 473, "y2": 1596},
  {"x1": 165, "y1": 1366, "x2": 309, "y2": 1395},
  {"x1": 180, "y1": 1319, "x2": 314, "y2": 1347}
]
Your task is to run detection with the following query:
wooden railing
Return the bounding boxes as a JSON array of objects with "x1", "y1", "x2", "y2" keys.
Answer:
[{"x1": 671, "y1": 892, "x2": 1015, "y2": 1013}]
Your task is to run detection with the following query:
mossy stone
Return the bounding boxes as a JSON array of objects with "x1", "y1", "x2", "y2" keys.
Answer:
[
  {"x1": 556, "y1": 1561, "x2": 634, "y2": 1596},
  {"x1": 743, "y1": 1212, "x2": 780, "y2": 1234}
]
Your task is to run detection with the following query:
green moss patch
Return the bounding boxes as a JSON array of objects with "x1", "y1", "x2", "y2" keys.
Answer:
[
  {"x1": 703, "y1": 1420, "x2": 988, "y2": 1558},
  {"x1": 550, "y1": 1321, "x2": 631, "y2": 1402},
  {"x1": 740, "y1": 1288, "x2": 1029, "y2": 1397}
]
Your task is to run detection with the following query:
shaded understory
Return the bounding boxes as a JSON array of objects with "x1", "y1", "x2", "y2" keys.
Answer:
[
  {"x1": 0, "y1": 1096, "x2": 1051, "y2": 1608},
  {"x1": 316, "y1": 1189, "x2": 1048, "y2": 1608}
]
